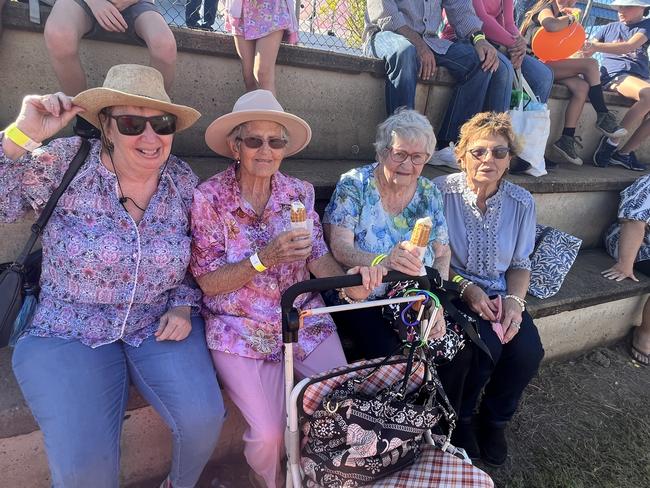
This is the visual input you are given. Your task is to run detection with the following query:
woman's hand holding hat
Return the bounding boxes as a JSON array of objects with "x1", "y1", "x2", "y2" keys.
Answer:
[{"x1": 15, "y1": 93, "x2": 84, "y2": 146}]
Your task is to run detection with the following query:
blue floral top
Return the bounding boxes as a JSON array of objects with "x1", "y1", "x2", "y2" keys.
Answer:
[{"x1": 323, "y1": 163, "x2": 449, "y2": 266}]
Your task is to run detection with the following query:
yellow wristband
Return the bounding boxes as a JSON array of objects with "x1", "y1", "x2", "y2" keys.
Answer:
[
  {"x1": 249, "y1": 252, "x2": 267, "y2": 272},
  {"x1": 4, "y1": 122, "x2": 42, "y2": 152},
  {"x1": 571, "y1": 10, "x2": 581, "y2": 22},
  {"x1": 371, "y1": 254, "x2": 387, "y2": 266},
  {"x1": 452, "y1": 275, "x2": 464, "y2": 284}
]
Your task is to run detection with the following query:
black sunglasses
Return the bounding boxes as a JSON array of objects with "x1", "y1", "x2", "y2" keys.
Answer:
[
  {"x1": 468, "y1": 146, "x2": 511, "y2": 160},
  {"x1": 236, "y1": 136, "x2": 288, "y2": 150},
  {"x1": 105, "y1": 114, "x2": 177, "y2": 136}
]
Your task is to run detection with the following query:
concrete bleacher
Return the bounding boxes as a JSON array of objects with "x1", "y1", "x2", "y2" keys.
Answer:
[{"x1": 1, "y1": 1, "x2": 650, "y2": 486}]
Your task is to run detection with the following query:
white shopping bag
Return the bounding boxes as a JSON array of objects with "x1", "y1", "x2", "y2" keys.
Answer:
[{"x1": 508, "y1": 69, "x2": 551, "y2": 177}]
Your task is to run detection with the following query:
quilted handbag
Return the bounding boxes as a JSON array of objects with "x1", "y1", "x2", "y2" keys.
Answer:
[
  {"x1": 301, "y1": 343, "x2": 455, "y2": 487},
  {"x1": 528, "y1": 224, "x2": 582, "y2": 299}
]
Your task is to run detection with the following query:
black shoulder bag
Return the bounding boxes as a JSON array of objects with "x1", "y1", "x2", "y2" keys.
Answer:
[{"x1": 0, "y1": 139, "x2": 90, "y2": 347}]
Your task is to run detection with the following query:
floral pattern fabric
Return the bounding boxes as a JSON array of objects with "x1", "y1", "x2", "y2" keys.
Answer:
[
  {"x1": 225, "y1": 0, "x2": 298, "y2": 43},
  {"x1": 190, "y1": 164, "x2": 334, "y2": 362},
  {"x1": 434, "y1": 173, "x2": 536, "y2": 295},
  {"x1": 323, "y1": 163, "x2": 449, "y2": 267},
  {"x1": 605, "y1": 174, "x2": 650, "y2": 262},
  {"x1": 0, "y1": 135, "x2": 202, "y2": 347}
]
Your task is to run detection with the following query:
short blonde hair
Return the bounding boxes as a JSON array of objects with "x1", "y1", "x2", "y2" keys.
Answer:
[{"x1": 454, "y1": 112, "x2": 521, "y2": 172}]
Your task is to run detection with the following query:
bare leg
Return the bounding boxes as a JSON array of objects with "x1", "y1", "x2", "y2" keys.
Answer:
[
  {"x1": 234, "y1": 35, "x2": 259, "y2": 91},
  {"x1": 610, "y1": 75, "x2": 650, "y2": 153},
  {"x1": 253, "y1": 30, "x2": 284, "y2": 94},
  {"x1": 135, "y1": 11, "x2": 177, "y2": 92},
  {"x1": 635, "y1": 297, "x2": 650, "y2": 359},
  {"x1": 554, "y1": 76, "x2": 589, "y2": 129},
  {"x1": 43, "y1": 0, "x2": 93, "y2": 95}
]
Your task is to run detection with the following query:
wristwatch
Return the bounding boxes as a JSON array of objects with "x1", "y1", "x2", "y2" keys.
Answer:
[{"x1": 471, "y1": 31, "x2": 486, "y2": 45}]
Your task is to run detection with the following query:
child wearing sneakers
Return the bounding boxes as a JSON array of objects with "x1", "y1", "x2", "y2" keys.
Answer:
[
  {"x1": 583, "y1": 0, "x2": 650, "y2": 171},
  {"x1": 521, "y1": 0, "x2": 627, "y2": 166}
]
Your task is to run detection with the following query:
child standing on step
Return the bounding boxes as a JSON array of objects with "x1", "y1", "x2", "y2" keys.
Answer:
[
  {"x1": 521, "y1": 0, "x2": 627, "y2": 166},
  {"x1": 225, "y1": 0, "x2": 298, "y2": 95},
  {"x1": 582, "y1": 0, "x2": 650, "y2": 171}
]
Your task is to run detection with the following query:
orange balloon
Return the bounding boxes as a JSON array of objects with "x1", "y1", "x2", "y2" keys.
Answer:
[{"x1": 531, "y1": 23, "x2": 586, "y2": 62}]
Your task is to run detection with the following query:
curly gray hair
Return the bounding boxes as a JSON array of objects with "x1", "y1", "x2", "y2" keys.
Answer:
[{"x1": 373, "y1": 108, "x2": 436, "y2": 162}]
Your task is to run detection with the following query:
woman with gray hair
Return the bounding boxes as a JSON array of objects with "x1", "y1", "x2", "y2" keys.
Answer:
[{"x1": 323, "y1": 109, "x2": 472, "y2": 413}]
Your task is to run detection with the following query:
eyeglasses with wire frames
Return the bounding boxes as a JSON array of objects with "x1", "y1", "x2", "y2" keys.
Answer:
[
  {"x1": 102, "y1": 113, "x2": 177, "y2": 136},
  {"x1": 236, "y1": 136, "x2": 289, "y2": 150},
  {"x1": 386, "y1": 146, "x2": 430, "y2": 166},
  {"x1": 468, "y1": 146, "x2": 511, "y2": 161}
]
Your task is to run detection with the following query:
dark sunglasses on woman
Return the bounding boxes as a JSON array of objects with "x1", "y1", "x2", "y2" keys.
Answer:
[
  {"x1": 236, "y1": 136, "x2": 288, "y2": 150},
  {"x1": 105, "y1": 114, "x2": 177, "y2": 136}
]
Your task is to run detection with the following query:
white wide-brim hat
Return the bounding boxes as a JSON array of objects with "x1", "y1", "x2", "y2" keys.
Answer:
[
  {"x1": 205, "y1": 90, "x2": 312, "y2": 158},
  {"x1": 611, "y1": 0, "x2": 650, "y2": 7},
  {"x1": 72, "y1": 64, "x2": 200, "y2": 132}
]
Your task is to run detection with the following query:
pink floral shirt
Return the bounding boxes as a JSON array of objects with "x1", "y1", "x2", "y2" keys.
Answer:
[
  {"x1": 190, "y1": 164, "x2": 334, "y2": 362},
  {"x1": 0, "y1": 135, "x2": 201, "y2": 348}
]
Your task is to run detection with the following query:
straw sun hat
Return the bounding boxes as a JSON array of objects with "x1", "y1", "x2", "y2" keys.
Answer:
[
  {"x1": 72, "y1": 64, "x2": 200, "y2": 132},
  {"x1": 204, "y1": 90, "x2": 312, "y2": 158}
]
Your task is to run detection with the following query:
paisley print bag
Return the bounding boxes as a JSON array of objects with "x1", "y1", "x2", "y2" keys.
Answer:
[
  {"x1": 528, "y1": 224, "x2": 582, "y2": 299},
  {"x1": 302, "y1": 341, "x2": 455, "y2": 487}
]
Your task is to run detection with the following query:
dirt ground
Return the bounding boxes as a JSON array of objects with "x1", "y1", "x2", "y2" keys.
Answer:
[{"x1": 134, "y1": 340, "x2": 650, "y2": 488}]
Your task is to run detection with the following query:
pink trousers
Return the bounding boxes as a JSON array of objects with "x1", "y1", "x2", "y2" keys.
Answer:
[{"x1": 211, "y1": 333, "x2": 347, "y2": 488}]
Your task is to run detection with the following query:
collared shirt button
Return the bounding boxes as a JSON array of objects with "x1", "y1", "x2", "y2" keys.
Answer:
[
  {"x1": 270, "y1": 283, "x2": 277, "y2": 290},
  {"x1": 276, "y1": 307, "x2": 281, "y2": 313}
]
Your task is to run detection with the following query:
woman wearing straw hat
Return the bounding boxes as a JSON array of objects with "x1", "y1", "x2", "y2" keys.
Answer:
[
  {"x1": 4, "y1": 64, "x2": 224, "y2": 488},
  {"x1": 190, "y1": 90, "x2": 384, "y2": 488}
]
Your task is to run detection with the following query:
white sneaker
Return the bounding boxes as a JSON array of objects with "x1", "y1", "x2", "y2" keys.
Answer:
[{"x1": 428, "y1": 143, "x2": 459, "y2": 169}]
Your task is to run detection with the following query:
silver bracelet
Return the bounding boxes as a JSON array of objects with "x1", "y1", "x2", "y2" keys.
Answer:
[
  {"x1": 504, "y1": 294, "x2": 526, "y2": 312},
  {"x1": 458, "y1": 279, "x2": 474, "y2": 300}
]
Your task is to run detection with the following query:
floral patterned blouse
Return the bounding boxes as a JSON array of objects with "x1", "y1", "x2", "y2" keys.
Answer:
[
  {"x1": 434, "y1": 173, "x2": 536, "y2": 295},
  {"x1": 190, "y1": 164, "x2": 334, "y2": 362},
  {"x1": 323, "y1": 163, "x2": 449, "y2": 266},
  {"x1": 0, "y1": 135, "x2": 201, "y2": 348},
  {"x1": 605, "y1": 174, "x2": 650, "y2": 262},
  {"x1": 225, "y1": 0, "x2": 299, "y2": 44}
]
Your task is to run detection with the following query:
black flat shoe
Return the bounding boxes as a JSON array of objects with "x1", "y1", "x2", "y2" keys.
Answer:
[{"x1": 479, "y1": 422, "x2": 508, "y2": 467}]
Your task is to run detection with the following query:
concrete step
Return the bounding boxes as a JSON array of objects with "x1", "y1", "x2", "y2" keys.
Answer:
[
  {"x1": 1, "y1": 248, "x2": 647, "y2": 486},
  {"x1": 183, "y1": 156, "x2": 649, "y2": 250}
]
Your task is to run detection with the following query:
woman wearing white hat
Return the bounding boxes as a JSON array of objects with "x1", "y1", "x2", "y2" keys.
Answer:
[
  {"x1": 4, "y1": 64, "x2": 224, "y2": 488},
  {"x1": 583, "y1": 0, "x2": 650, "y2": 171},
  {"x1": 190, "y1": 90, "x2": 384, "y2": 487}
]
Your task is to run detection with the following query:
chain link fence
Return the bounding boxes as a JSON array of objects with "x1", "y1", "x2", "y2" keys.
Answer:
[{"x1": 157, "y1": 0, "x2": 366, "y2": 55}]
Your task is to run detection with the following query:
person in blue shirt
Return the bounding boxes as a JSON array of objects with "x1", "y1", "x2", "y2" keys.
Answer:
[{"x1": 583, "y1": 0, "x2": 650, "y2": 170}]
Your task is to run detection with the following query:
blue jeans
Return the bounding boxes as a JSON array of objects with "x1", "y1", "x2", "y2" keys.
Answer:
[
  {"x1": 498, "y1": 53, "x2": 554, "y2": 103},
  {"x1": 12, "y1": 318, "x2": 225, "y2": 488},
  {"x1": 459, "y1": 310, "x2": 544, "y2": 425},
  {"x1": 186, "y1": 0, "x2": 218, "y2": 27},
  {"x1": 366, "y1": 31, "x2": 513, "y2": 144}
]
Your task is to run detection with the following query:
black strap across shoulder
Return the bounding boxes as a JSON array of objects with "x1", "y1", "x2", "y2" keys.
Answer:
[{"x1": 14, "y1": 139, "x2": 91, "y2": 267}]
